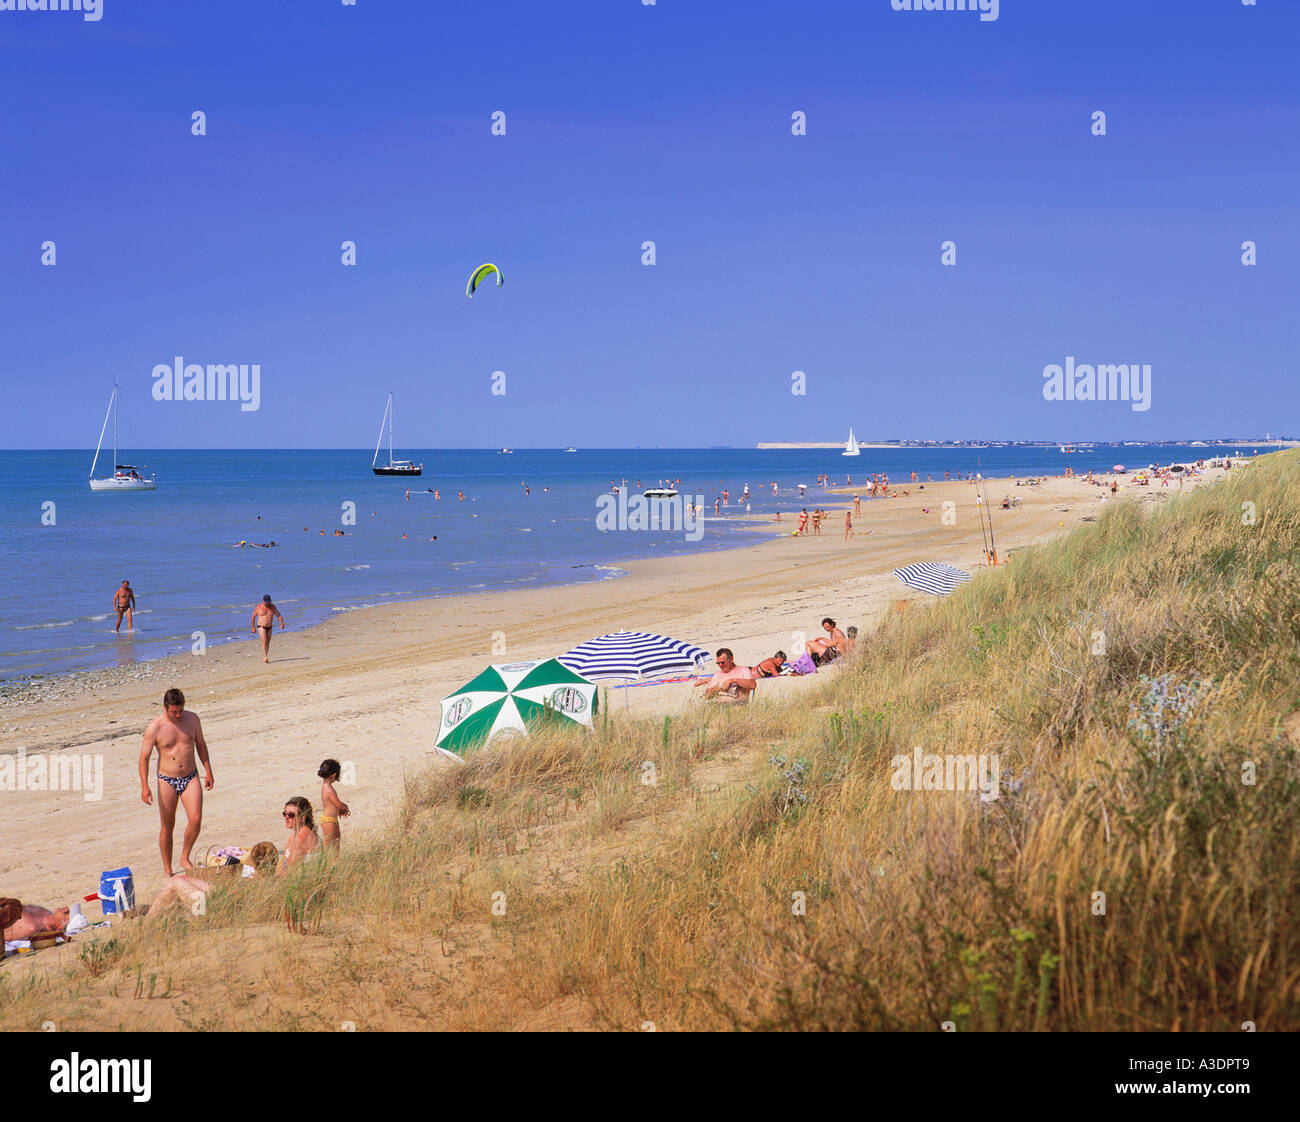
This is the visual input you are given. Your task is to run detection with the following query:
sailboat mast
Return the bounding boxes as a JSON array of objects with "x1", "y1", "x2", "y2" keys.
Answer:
[
  {"x1": 389, "y1": 392, "x2": 394, "y2": 462},
  {"x1": 90, "y1": 385, "x2": 115, "y2": 479},
  {"x1": 112, "y1": 382, "x2": 118, "y2": 471},
  {"x1": 372, "y1": 394, "x2": 390, "y2": 469}
]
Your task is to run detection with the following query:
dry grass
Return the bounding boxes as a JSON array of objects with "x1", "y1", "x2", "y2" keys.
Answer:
[{"x1": 4, "y1": 453, "x2": 1298, "y2": 1030}]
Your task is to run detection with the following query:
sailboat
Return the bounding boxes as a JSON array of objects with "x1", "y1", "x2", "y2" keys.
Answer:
[
  {"x1": 842, "y1": 428, "x2": 860, "y2": 457},
  {"x1": 371, "y1": 393, "x2": 423, "y2": 476},
  {"x1": 89, "y1": 383, "x2": 156, "y2": 491}
]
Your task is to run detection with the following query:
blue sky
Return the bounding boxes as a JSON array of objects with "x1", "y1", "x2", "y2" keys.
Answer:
[{"x1": 1, "y1": 0, "x2": 1296, "y2": 448}]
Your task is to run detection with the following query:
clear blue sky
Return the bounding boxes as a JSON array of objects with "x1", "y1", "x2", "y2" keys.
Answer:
[{"x1": 1, "y1": 0, "x2": 1296, "y2": 448}]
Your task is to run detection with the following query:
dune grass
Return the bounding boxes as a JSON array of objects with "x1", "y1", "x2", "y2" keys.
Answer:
[{"x1": 3, "y1": 453, "x2": 1298, "y2": 1030}]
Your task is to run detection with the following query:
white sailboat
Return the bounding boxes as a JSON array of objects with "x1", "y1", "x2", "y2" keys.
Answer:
[
  {"x1": 371, "y1": 392, "x2": 423, "y2": 476},
  {"x1": 842, "y1": 428, "x2": 860, "y2": 457},
  {"x1": 89, "y1": 383, "x2": 155, "y2": 491}
]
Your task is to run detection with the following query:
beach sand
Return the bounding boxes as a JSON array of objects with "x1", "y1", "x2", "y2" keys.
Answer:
[{"x1": 0, "y1": 467, "x2": 1229, "y2": 915}]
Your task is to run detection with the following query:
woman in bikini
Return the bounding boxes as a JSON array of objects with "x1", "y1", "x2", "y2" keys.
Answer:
[
  {"x1": 318, "y1": 759, "x2": 350, "y2": 849},
  {"x1": 752, "y1": 651, "x2": 787, "y2": 679},
  {"x1": 280, "y1": 796, "x2": 320, "y2": 873}
]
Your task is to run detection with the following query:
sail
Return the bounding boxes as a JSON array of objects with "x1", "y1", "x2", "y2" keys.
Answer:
[
  {"x1": 90, "y1": 385, "x2": 116, "y2": 480},
  {"x1": 373, "y1": 393, "x2": 392, "y2": 468},
  {"x1": 844, "y1": 428, "x2": 860, "y2": 456}
]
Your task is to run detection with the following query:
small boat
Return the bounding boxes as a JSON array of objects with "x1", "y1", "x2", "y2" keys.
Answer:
[
  {"x1": 372, "y1": 393, "x2": 423, "y2": 476},
  {"x1": 564, "y1": 447, "x2": 577, "y2": 453},
  {"x1": 89, "y1": 383, "x2": 156, "y2": 491},
  {"x1": 1060, "y1": 444, "x2": 1076, "y2": 453},
  {"x1": 499, "y1": 448, "x2": 514, "y2": 454},
  {"x1": 842, "y1": 428, "x2": 860, "y2": 457},
  {"x1": 642, "y1": 488, "x2": 678, "y2": 499}
]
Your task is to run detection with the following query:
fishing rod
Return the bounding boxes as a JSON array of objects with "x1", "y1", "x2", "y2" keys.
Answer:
[
  {"x1": 974, "y1": 457, "x2": 992, "y2": 564},
  {"x1": 977, "y1": 456, "x2": 998, "y2": 565}
]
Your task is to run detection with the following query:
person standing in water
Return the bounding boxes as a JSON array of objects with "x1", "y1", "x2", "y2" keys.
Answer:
[
  {"x1": 113, "y1": 579, "x2": 136, "y2": 633},
  {"x1": 318, "y1": 759, "x2": 350, "y2": 849},
  {"x1": 139, "y1": 687, "x2": 214, "y2": 876},
  {"x1": 251, "y1": 594, "x2": 285, "y2": 663}
]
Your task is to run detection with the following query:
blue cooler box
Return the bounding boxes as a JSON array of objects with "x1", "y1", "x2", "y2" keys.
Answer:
[{"x1": 99, "y1": 867, "x2": 135, "y2": 914}]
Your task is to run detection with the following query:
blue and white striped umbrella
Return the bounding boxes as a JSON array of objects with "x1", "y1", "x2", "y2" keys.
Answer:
[
  {"x1": 893, "y1": 562, "x2": 972, "y2": 597},
  {"x1": 556, "y1": 630, "x2": 710, "y2": 682}
]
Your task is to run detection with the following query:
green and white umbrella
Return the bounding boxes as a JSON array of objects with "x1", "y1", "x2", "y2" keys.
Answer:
[{"x1": 436, "y1": 658, "x2": 599, "y2": 754}]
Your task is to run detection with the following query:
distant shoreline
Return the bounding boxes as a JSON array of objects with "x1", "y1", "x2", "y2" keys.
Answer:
[{"x1": 756, "y1": 440, "x2": 1296, "y2": 450}]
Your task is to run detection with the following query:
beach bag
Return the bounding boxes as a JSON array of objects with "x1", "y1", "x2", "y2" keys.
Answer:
[
  {"x1": 789, "y1": 653, "x2": 817, "y2": 675},
  {"x1": 98, "y1": 867, "x2": 135, "y2": 914}
]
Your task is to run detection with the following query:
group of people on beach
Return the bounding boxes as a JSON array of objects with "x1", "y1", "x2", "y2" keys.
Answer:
[
  {"x1": 3, "y1": 688, "x2": 355, "y2": 940},
  {"x1": 692, "y1": 619, "x2": 855, "y2": 703},
  {"x1": 137, "y1": 687, "x2": 351, "y2": 878}
]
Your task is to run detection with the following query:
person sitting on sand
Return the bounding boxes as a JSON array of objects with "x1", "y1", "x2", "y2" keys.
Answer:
[
  {"x1": 752, "y1": 651, "x2": 787, "y2": 678},
  {"x1": 318, "y1": 759, "x2": 350, "y2": 849},
  {"x1": 281, "y1": 796, "x2": 321, "y2": 873},
  {"x1": 3, "y1": 903, "x2": 68, "y2": 940},
  {"x1": 692, "y1": 648, "x2": 756, "y2": 703},
  {"x1": 805, "y1": 617, "x2": 847, "y2": 661}
]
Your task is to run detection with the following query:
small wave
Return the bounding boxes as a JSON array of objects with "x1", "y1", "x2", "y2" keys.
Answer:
[
  {"x1": 343, "y1": 564, "x2": 371, "y2": 571},
  {"x1": 16, "y1": 620, "x2": 75, "y2": 630},
  {"x1": 87, "y1": 614, "x2": 109, "y2": 622}
]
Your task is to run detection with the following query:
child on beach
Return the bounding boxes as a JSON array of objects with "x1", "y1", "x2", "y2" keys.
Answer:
[{"x1": 318, "y1": 759, "x2": 350, "y2": 848}]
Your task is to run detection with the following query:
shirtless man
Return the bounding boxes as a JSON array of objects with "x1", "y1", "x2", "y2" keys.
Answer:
[
  {"x1": 251, "y1": 594, "x2": 285, "y2": 663},
  {"x1": 139, "y1": 688, "x2": 214, "y2": 877},
  {"x1": 113, "y1": 579, "x2": 136, "y2": 633}
]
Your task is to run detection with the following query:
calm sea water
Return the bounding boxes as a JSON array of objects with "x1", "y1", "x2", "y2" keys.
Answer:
[{"x1": 0, "y1": 444, "x2": 1261, "y2": 679}]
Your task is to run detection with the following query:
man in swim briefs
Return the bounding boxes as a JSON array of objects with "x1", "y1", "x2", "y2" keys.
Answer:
[
  {"x1": 139, "y1": 687, "x2": 214, "y2": 876},
  {"x1": 113, "y1": 579, "x2": 136, "y2": 633},
  {"x1": 251, "y1": 594, "x2": 285, "y2": 663}
]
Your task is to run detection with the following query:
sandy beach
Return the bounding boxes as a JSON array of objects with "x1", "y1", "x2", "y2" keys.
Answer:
[{"x1": 0, "y1": 466, "x2": 1232, "y2": 914}]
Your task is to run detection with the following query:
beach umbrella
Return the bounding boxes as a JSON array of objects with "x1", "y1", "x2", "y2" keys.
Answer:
[
  {"x1": 436, "y1": 658, "x2": 598, "y2": 754},
  {"x1": 1113, "y1": 464, "x2": 1126, "y2": 473},
  {"x1": 894, "y1": 562, "x2": 972, "y2": 597},
  {"x1": 556, "y1": 630, "x2": 710, "y2": 682}
]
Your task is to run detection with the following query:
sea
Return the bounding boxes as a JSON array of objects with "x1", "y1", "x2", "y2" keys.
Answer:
[{"x1": 0, "y1": 444, "x2": 1264, "y2": 681}]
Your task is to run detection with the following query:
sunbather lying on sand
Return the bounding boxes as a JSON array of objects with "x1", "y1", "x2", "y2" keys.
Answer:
[
  {"x1": 146, "y1": 841, "x2": 279, "y2": 919},
  {"x1": 3, "y1": 904, "x2": 69, "y2": 940},
  {"x1": 692, "y1": 648, "x2": 756, "y2": 702},
  {"x1": 752, "y1": 651, "x2": 787, "y2": 678}
]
